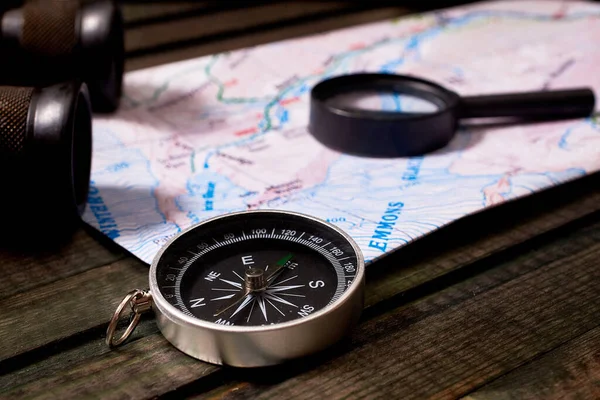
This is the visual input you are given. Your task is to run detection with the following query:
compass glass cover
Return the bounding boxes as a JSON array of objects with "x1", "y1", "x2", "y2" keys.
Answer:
[{"x1": 154, "y1": 212, "x2": 360, "y2": 327}]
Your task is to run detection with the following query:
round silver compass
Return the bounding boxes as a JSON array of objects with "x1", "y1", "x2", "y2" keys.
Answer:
[{"x1": 111, "y1": 210, "x2": 365, "y2": 368}]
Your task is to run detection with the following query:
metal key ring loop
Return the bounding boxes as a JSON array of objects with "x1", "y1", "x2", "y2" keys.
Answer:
[{"x1": 106, "y1": 289, "x2": 152, "y2": 348}]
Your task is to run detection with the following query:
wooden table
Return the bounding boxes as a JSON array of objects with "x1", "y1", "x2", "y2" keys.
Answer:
[{"x1": 1, "y1": 2, "x2": 600, "y2": 398}]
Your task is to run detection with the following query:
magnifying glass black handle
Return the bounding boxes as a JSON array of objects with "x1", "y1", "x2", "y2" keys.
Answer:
[
  {"x1": 308, "y1": 73, "x2": 597, "y2": 158},
  {"x1": 460, "y1": 88, "x2": 596, "y2": 120}
]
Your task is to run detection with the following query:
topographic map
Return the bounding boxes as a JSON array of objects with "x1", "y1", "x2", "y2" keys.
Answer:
[{"x1": 84, "y1": 0, "x2": 600, "y2": 265}]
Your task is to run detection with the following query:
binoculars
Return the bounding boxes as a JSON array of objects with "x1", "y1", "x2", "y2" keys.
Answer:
[{"x1": 0, "y1": 0, "x2": 125, "y2": 243}]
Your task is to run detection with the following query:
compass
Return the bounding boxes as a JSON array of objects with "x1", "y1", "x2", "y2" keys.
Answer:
[{"x1": 106, "y1": 210, "x2": 365, "y2": 367}]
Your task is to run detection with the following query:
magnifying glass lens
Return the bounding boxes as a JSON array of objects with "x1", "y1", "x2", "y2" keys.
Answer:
[{"x1": 326, "y1": 89, "x2": 440, "y2": 114}]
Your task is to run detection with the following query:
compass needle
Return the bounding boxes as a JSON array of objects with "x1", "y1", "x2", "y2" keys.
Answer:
[
  {"x1": 140, "y1": 210, "x2": 364, "y2": 367},
  {"x1": 265, "y1": 253, "x2": 295, "y2": 282},
  {"x1": 229, "y1": 295, "x2": 254, "y2": 318},
  {"x1": 213, "y1": 288, "x2": 250, "y2": 317}
]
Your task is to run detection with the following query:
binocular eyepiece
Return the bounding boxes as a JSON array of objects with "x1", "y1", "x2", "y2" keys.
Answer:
[{"x1": 0, "y1": 0, "x2": 124, "y2": 113}]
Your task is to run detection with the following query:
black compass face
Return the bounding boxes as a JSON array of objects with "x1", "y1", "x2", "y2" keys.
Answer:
[{"x1": 154, "y1": 212, "x2": 360, "y2": 327}]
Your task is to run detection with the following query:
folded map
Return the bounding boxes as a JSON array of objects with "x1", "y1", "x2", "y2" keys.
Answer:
[{"x1": 83, "y1": 0, "x2": 600, "y2": 265}]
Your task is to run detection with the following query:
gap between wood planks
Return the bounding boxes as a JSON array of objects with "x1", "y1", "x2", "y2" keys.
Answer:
[
  {"x1": 1, "y1": 173, "x2": 599, "y2": 398},
  {"x1": 3, "y1": 192, "x2": 600, "y2": 399},
  {"x1": 461, "y1": 325, "x2": 600, "y2": 400},
  {"x1": 121, "y1": 1, "x2": 271, "y2": 29}
]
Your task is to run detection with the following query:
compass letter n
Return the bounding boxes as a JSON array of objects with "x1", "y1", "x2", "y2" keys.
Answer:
[{"x1": 190, "y1": 298, "x2": 206, "y2": 308}]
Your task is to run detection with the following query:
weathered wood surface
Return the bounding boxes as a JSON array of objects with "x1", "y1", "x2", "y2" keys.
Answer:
[
  {"x1": 0, "y1": 325, "x2": 221, "y2": 399},
  {"x1": 464, "y1": 326, "x2": 600, "y2": 400},
  {"x1": 125, "y1": 2, "x2": 352, "y2": 54},
  {"x1": 0, "y1": 229, "x2": 125, "y2": 301},
  {"x1": 0, "y1": 257, "x2": 147, "y2": 363},
  {"x1": 123, "y1": 6, "x2": 413, "y2": 72},
  {"x1": 0, "y1": 1, "x2": 599, "y2": 399}
]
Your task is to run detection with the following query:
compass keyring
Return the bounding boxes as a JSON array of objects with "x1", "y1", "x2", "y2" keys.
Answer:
[
  {"x1": 308, "y1": 73, "x2": 596, "y2": 157},
  {"x1": 106, "y1": 289, "x2": 152, "y2": 347},
  {"x1": 106, "y1": 209, "x2": 365, "y2": 367}
]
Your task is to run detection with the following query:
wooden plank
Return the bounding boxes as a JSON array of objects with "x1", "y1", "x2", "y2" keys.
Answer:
[
  {"x1": 191, "y1": 218, "x2": 600, "y2": 399},
  {"x1": 463, "y1": 326, "x2": 600, "y2": 400},
  {"x1": 0, "y1": 323, "x2": 220, "y2": 399},
  {"x1": 2, "y1": 185, "x2": 600, "y2": 399},
  {"x1": 125, "y1": 7, "x2": 411, "y2": 71},
  {"x1": 0, "y1": 320, "x2": 160, "y2": 390},
  {"x1": 125, "y1": 2, "x2": 350, "y2": 53},
  {"x1": 0, "y1": 257, "x2": 147, "y2": 363},
  {"x1": 0, "y1": 227, "x2": 125, "y2": 301}
]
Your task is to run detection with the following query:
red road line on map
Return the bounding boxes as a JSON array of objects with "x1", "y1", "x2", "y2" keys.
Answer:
[
  {"x1": 280, "y1": 97, "x2": 301, "y2": 106},
  {"x1": 235, "y1": 127, "x2": 258, "y2": 136}
]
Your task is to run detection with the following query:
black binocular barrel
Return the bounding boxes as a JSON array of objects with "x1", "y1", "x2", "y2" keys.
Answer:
[
  {"x1": 0, "y1": 0, "x2": 124, "y2": 113},
  {"x1": 0, "y1": 81, "x2": 93, "y2": 243}
]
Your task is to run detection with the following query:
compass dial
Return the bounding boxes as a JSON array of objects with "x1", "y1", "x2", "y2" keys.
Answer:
[{"x1": 153, "y1": 211, "x2": 361, "y2": 327}]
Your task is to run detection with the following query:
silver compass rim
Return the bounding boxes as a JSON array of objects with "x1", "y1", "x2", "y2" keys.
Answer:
[{"x1": 148, "y1": 208, "x2": 365, "y2": 335}]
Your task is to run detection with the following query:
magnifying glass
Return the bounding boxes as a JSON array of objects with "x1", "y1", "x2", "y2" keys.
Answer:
[{"x1": 308, "y1": 73, "x2": 596, "y2": 157}]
